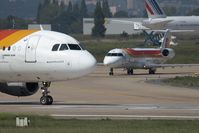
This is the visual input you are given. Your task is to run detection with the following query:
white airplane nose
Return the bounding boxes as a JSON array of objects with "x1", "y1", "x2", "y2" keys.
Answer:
[
  {"x1": 103, "y1": 57, "x2": 116, "y2": 66},
  {"x1": 79, "y1": 51, "x2": 96, "y2": 75},
  {"x1": 103, "y1": 57, "x2": 110, "y2": 66},
  {"x1": 103, "y1": 57, "x2": 123, "y2": 67}
]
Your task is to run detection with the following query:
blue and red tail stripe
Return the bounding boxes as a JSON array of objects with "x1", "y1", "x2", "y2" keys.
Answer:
[
  {"x1": 148, "y1": 0, "x2": 163, "y2": 15},
  {"x1": 145, "y1": 1, "x2": 154, "y2": 15}
]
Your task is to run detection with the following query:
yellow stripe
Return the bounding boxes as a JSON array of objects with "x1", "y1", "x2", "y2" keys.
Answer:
[{"x1": 0, "y1": 30, "x2": 38, "y2": 49}]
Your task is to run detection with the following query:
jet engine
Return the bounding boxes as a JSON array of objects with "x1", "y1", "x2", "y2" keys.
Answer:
[
  {"x1": 0, "y1": 82, "x2": 39, "y2": 96},
  {"x1": 162, "y1": 48, "x2": 175, "y2": 58}
]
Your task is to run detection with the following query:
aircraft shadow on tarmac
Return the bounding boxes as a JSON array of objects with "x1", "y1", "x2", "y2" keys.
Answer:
[
  {"x1": 103, "y1": 72, "x2": 193, "y2": 77},
  {"x1": 0, "y1": 101, "x2": 117, "y2": 106}
]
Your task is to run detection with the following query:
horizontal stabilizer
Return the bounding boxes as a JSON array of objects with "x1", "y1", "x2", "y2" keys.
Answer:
[{"x1": 134, "y1": 22, "x2": 150, "y2": 30}]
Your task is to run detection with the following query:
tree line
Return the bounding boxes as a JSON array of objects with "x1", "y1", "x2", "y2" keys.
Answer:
[{"x1": 0, "y1": 0, "x2": 198, "y2": 36}]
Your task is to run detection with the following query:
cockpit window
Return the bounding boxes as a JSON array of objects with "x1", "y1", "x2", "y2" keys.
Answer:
[
  {"x1": 59, "y1": 44, "x2": 68, "y2": 51},
  {"x1": 118, "y1": 53, "x2": 123, "y2": 56},
  {"x1": 68, "y1": 44, "x2": 81, "y2": 50},
  {"x1": 106, "y1": 53, "x2": 123, "y2": 57},
  {"x1": 79, "y1": 43, "x2": 86, "y2": 50},
  {"x1": 52, "y1": 44, "x2": 60, "y2": 51}
]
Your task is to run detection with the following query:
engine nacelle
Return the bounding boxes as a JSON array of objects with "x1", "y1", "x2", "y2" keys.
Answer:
[
  {"x1": 162, "y1": 48, "x2": 175, "y2": 59},
  {"x1": 0, "y1": 82, "x2": 39, "y2": 96}
]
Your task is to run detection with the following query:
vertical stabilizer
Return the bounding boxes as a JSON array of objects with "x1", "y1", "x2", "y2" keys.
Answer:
[
  {"x1": 161, "y1": 29, "x2": 171, "y2": 50},
  {"x1": 145, "y1": 0, "x2": 166, "y2": 19}
]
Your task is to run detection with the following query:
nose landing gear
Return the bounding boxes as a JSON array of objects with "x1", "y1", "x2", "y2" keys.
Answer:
[
  {"x1": 109, "y1": 68, "x2": 114, "y2": 75},
  {"x1": 40, "y1": 82, "x2": 53, "y2": 105}
]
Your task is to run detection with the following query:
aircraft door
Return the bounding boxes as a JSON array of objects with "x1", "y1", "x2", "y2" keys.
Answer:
[{"x1": 25, "y1": 36, "x2": 40, "y2": 63}]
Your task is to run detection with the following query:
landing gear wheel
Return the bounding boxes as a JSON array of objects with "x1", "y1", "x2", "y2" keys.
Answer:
[
  {"x1": 127, "y1": 68, "x2": 133, "y2": 75},
  {"x1": 149, "y1": 68, "x2": 156, "y2": 74},
  {"x1": 109, "y1": 68, "x2": 114, "y2": 76},
  {"x1": 40, "y1": 82, "x2": 53, "y2": 105},
  {"x1": 40, "y1": 96, "x2": 48, "y2": 105},
  {"x1": 47, "y1": 95, "x2": 53, "y2": 105}
]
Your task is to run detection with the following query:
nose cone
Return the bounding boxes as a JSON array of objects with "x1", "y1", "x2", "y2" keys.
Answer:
[
  {"x1": 103, "y1": 56, "x2": 122, "y2": 67},
  {"x1": 78, "y1": 51, "x2": 97, "y2": 75}
]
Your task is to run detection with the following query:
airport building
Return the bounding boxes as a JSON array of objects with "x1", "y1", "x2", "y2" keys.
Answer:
[
  {"x1": 28, "y1": 24, "x2": 51, "y2": 31},
  {"x1": 83, "y1": 18, "x2": 145, "y2": 35}
]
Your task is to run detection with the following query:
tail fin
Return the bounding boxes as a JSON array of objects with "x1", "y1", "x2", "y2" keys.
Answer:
[
  {"x1": 161, "y1": 29, "x2": 171, "y2": 49},
  {"x1": 144, "y1": 0, "x2": 166, "y2": 19}
]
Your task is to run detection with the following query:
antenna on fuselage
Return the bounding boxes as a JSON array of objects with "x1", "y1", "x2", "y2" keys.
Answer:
[
  {"x1": 12, "y1": 18, "x2": 15, "y2": 29},
  {"x1": 40, "y1": 24, "x2": 44, "y2": 30}
]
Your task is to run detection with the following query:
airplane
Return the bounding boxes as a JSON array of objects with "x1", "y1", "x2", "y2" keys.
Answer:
[
  {"x1": 143, "y1": 0, "x2": 199, "y2": 31},
  {"x1": 103, "y1": 29, "x2": 198, "y2": 75},
  {"x1": 0, "y1": 29, "x2": 96, "y2": 105},
  {"x1": 111, "y1": 0, "x2": 199, "y2": 46}
]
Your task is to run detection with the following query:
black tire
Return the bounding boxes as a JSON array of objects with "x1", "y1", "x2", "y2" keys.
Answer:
[
  {"x1": 127, "y1": 69, "x2": 133, "y2": 75},
  {"x1": 47, "y1": 95, "x2": 53, "y2": 105},
  {"x1": 40, "y1": 96, "x2": 48, "y2": 105},
  {"x1": 149, "y1": 69, "x2": 156, "y2": 74},
  {"x1": 109, "y1": 72, "x2": 113, "y2": 76}
]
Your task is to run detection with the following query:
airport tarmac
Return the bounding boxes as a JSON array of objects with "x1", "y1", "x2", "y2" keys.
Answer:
[{"x1": 0, "y1": 66, "x2": 199, "y2": 120}]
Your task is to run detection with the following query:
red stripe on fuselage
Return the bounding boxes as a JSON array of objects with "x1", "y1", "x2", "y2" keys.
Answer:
[
  {"x1": 125, "y1": 48, "x2": 161, "y2": 56},
  {"x1": 145, "y1": 1, "x2": 154, "y2": 15},
  {"x1": 0, "y1": 30, "x2": 18, "y2": 41}
]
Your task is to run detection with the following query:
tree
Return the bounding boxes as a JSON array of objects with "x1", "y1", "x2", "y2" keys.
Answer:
[
  {"x1": 36, "y1": 3, "x2": 42, "y2": 23},
  {"x1": 92, "y1": 1, "x2": 106, "y2": 37},
  {"x1": 38, "y1": 0, "x2": 62, "y2": 24},
  {"x1": 102, "y1": 0, "x2": 112, "y2": 18},
  {"x1": 80, "y1": 0, "x2": 88, "y2": 17},
  {"x1": 73, "y1": 3, "x2": 80, "y2": 17},
  {"x1": 163, "y1": 7, "x2": 177, "y2": 16},
  {"x1": 187, "y1": 8, "x2": 199, "y2": 16},
  {"x1": 67, "y1": 1, "x2": 73, "y2": 14},
  {"x1": 44, "y1": 0, "x2": 50, "y2": 5}
]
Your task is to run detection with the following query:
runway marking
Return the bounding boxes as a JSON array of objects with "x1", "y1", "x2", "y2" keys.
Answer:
[
  {"x1": 31, "y1": 104, "x2": 199, "y2": 111},
  {"x1": 51, "y1": 114, "x2": 199, "y2": 120}
]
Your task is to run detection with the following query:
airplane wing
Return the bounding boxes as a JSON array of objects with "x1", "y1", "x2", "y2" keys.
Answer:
[
  {"x1": 149, "y1": 64, "x2": 199, "y2": 68},
  {"x1": 147, "y1": 20, "x2": 173, "y2": 28},
  {"x1": 109, "y1": 19, "x2": 135, "y2": 24}
]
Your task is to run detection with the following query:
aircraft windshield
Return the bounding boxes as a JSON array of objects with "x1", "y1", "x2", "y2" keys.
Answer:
[
  {"x1": 106, "y1": 53, "x2": 123, "y2": 57},
  {"x1": 68, "y1": 44, "x2": 81, "y2": 50}
]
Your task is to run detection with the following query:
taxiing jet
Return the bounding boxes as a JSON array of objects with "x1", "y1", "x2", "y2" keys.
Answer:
[
  {"x1": 0, "y1": 29, "x2": 96, "y2": 105},
  {"x1": 103, "y1": 29, "x2": 198, "y2": 75}
]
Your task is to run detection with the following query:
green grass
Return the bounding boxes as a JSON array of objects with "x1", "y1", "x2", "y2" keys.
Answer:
[
  {"x1": 167, "y1": 40, "x2": 199, "y2": 64},
  {"x1": 163, "y1": 76, "x2": 199, "y2": 88},
  {"x1": 1, "y1": 114, "x2": 199, "y2": 133},
  {"x1": 81, "y1": 38, "x2": 199, "y2": 63}
]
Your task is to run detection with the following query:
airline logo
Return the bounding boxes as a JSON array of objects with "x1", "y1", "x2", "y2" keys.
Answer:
[
  {"x1": 0, "y1": 30, "x2": 38, "y2": 49},
  {"x1": 145, "y1": 0, "x2": 164, "y2": 15}
]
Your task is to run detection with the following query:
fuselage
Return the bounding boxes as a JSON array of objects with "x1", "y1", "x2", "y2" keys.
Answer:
[
  {"x1": 104, "y1": 48, "x2": 175, "y2": 69},
  {"x1": 143, "y1": 16, "x2": 199, "y2": 31},
  {"x1": 0, "y1": 30, "x2": 96, "y2": 82}
]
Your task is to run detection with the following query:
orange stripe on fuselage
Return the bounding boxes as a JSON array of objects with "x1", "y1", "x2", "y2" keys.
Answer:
[
  {"x1": 0, "y1": 30, "x2": 38, "y2": 49},
  {"x1": 124, "y1": 48, "x2": 162, "y2": 57}
]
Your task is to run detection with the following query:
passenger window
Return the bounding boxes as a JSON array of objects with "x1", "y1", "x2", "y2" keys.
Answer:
[
  {"x1": 59, "y1": 44, "x2": 68, "y2": 51},
  {"x1": 52, "y1": 44, "x2": 60, "y2": 51},
  {"x1": 8, "y1": 46, "x2": 11, "y2": 51},
  {"x1": 68, "y1": 44, "x2": 81, "y2": 50}
]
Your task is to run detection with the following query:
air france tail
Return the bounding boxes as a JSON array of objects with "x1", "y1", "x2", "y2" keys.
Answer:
[
  {"x1": 145, "y1": 0, "x2": 166, "y2": 19},
  {"x1": 161, "y1": 29, "x2": 171, "y2": 49}
]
